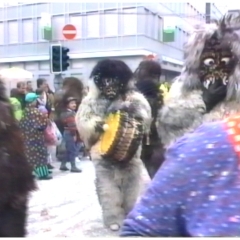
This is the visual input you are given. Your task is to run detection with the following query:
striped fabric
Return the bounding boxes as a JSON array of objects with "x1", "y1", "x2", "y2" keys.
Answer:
[{"x1": 34, "y1": 165, "x2": 49, "y2": 178}]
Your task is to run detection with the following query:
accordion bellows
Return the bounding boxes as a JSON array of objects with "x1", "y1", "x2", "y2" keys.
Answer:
[{"x1": 99, "y1": 110, "x2": 144, "y2": 162}]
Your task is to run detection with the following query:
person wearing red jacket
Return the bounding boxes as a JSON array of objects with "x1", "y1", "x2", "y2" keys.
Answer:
[{"x1": 60, "y1": 97, "x2": 82, "y2": 173}]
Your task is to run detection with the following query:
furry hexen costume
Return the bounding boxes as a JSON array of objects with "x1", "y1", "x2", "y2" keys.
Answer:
[
  {"x1": 157, "y1": 12, "x2": 240, "y2": 146},
  {"x1": 76, "y1": 59, "x2": 151, "y2": 231},
  {"x1": 0, "y1": 79, "x2": 36, "y2": 237}
]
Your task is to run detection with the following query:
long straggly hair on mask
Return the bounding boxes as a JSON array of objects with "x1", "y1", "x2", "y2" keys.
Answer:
[
  {"x1": 90, "y1": 59, "x2": 134, "y2": 95},
  {"x1": 181, "y1": 12, "x2": 240, "y2": 102}
]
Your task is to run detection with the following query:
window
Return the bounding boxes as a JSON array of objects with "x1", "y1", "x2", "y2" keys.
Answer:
[
  {"x1": 52, "y1": 15, "x2": 65, "y2": 40},
  {"x1": 8, "y1": 20, "x2": 18, "y2": 44},
  {"x1": 175, "y1": 27, "x2": 181, "y2": 48},
  {"x1": 22, "y1": 19, "x2": 33, "y2": 43},
  {"x1": 136, "y1": 7, "x2": 145, "y2": 34},
  {"x1": 69, "y1": 14, "x2": 82, "y2": 39},
  {"x1": 157, "y1": 16, "x2": 163, "y2": 41},
  {"x1": 104, "y1": 10, "x2": 118, "y2": 36},
  {"x1": 145, "y1": 9, "x2": 155, "y2": 38},
  {"x1": 86, "y1": 12, "x2": 100, "y2": 38},
  {"x1": 0, "y1": 22, "x2": 4, "y2": 45},
  {"x1": 122, "y1": 8, "x2": 137, "y2": 35},
  {"x1": 175, "y1": 27, "x2": 186, "y2": 49},
  {"x1": 37, "y1": 17, "x2": 48, "y2": 41}
]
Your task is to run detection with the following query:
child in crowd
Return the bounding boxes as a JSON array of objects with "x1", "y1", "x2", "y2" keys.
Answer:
[
  {"x1": 36, "y1": 88, "x2": 48, "y2": 114},
  {"x1": 60, "y1": 97, "x2": 82, "y2": 173},
  {"x1": 36, "y1": 88, "x2": 55, "y2": 170}
]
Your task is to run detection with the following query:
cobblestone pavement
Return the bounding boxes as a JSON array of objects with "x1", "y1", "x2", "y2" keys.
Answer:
[{"x1": 27, "y1": 159, "x2": 150, "y2": 237}]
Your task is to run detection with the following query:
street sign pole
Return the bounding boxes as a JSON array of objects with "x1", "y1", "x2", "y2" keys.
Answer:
[{"x1": 54, "y1": 73, "x2": 64, "y2": 91}]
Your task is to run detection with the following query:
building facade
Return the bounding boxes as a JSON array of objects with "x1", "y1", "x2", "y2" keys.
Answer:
[
  {"x1": 0, "y1": 2, "x2": 224, "y2": 90},
  {"x1": 205, "y1": 2, "x2": 226, "y2": 23}
]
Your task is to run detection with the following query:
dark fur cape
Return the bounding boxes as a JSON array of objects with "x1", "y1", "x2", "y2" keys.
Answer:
[
  {"x1": 0, "y1": 79, "x2": 36, "y2": 237},
  {"x1": 135, "y1": 60, "x2": 165, "y2": 179}
]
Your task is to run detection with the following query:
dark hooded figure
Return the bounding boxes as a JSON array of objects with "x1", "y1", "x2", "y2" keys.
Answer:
[
  {"x1": 0, "y1": 78, "x2": 36, "y2": 237},
  {"x1": 134, "y1": 60, "x2": 165, "y2": 179}
]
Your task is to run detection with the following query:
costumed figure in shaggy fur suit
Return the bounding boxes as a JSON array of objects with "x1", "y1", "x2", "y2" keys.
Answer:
[
  {"x1": 76, "y1": 59, "x2": 151, "y2": 231},
  {"x1": 0, "y1": 78, "x2": 36, "y2": 237},
  {"x1": 157, "y1": 12, "x2": 240, "y2": 146},
  {"x1": 134, "y1": 60, "x2": 165, "y2": 179}
]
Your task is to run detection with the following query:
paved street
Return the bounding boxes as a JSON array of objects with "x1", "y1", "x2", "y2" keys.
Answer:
[{"x1": 27, "y1": 159, "x2": 150, "y2": 237}]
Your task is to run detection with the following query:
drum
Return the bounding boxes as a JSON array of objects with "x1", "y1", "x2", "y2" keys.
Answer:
[{"x1": 99, "y1": 110, "x2": 144, "y2": 162}]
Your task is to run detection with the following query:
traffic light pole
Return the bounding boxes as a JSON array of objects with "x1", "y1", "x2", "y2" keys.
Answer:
[{"x1": 53, "y1": 73, "x2": 64, "y2": 90}]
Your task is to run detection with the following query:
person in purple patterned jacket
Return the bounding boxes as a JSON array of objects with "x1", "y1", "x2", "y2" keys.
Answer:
[{"x1": 120, "y1": 114, "x2": 240, "y2": 237}]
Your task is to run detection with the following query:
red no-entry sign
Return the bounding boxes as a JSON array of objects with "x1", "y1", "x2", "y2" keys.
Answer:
[{"x1": 62, "y1": 24, "x2": 77, "y2": 40}]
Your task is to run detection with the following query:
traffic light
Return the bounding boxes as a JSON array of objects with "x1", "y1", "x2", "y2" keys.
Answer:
[
  {"x1": 61, "y1": 47, "x2": 70, "y2": 72},
  {"x1": 50, "y1": 44, "x2": 70, "y2": 74},
  {"x1": 50, "y1": 44, "x2": 61, "y2": 74}
]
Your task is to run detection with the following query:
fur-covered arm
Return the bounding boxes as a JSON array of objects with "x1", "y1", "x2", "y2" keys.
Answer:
[
  {"x1": 126, "y1": 91, "x2": 152, "y2": 134},
  {"x1": 157, "y1": 90, "x2": 206, "y2": 146},
  {"x1": 75, "y1": 96, "x2": 108, "y2": 149}
]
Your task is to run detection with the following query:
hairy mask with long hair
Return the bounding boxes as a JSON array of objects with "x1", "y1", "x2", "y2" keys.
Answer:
[
  {"x1": 182, "y1": 12, "x2": 240, "y2": 101},
  {"x1": 91, "y1": 59, "x2": 133, "y2": 100}
]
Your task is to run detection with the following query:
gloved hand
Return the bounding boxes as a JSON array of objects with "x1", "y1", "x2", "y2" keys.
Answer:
[
  {"x1": 94, "y1": 121, "x2": 105, "y2": 133},
  {"x1": 202, "y1": 80, "x2": 227, "y2": 113}
]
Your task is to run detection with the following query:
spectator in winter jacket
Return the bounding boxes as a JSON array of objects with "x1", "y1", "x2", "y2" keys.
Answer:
[
  {"x1": 26, "y1": 81, "x2": 34, "y2": 93},
  {"x1": 14, "y1": 81, "x2": 27, "y2": 109},
  {"x1": 120, "y1": 114, "x2": 240, "y2": 237},
  {"x1": 60, "y1": 97, "x2": 82, "y2": 173},
  {"x1": 9, "y1": 88, "x2": 23, "y2": 121}
]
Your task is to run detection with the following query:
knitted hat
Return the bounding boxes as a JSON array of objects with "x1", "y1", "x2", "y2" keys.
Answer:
[
  {"x1": 25, "y1": 93, "x2": 39, "y2": 103},
  {"x1": 38, "y1": 105, "x2": 48, "y2": 114}
]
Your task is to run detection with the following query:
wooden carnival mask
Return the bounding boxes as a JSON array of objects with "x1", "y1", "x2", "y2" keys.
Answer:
[
  {"x1": 94, "y1": 76, "x2": 124, "y2": 100},
  {"x1": 91, "y1": 59, "x2": 133, "y2": 100},
  {"x1": 199, "y1": 32, "x2": 235, "y2": 89}
]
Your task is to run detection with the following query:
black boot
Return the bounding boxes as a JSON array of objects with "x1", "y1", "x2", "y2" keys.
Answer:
[
  {"x1": 70, "y1": 161, "x2": 82, "y2": 173},
  {"x1": 47, "y1": 163, "x2": 54, "y2": 170},
  {"x1": 60, "y1": 161, "x2": 69, "y2": 171}
]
